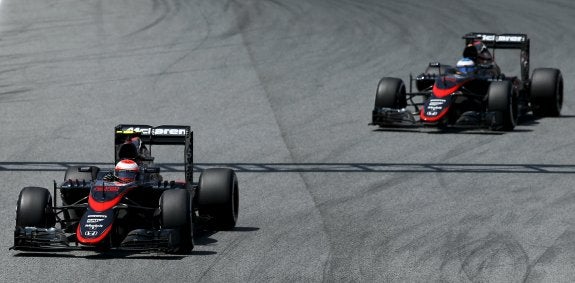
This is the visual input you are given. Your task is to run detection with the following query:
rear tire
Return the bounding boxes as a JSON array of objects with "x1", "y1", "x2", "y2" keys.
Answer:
[
  {"x1": 197, "y1": 168, "x2": 239, "y2": 230},
  {"x1": 488, "y1": 81, "x2": 516, "y2": 131},
  {"x1": 160, "y1": 189, "x2": 193, "y2": 253},
  {"x1": 16, "y1": 187, "x2": 55, "y2": 228},
  {"x1": 375, "y1": 77, "x2": 407, "y2": 109},
  {"x1": 531, "y1": 68, "x2": 563, "y2": 117}
]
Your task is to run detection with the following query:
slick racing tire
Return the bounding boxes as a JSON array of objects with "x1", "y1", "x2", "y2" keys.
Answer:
[
  {"x1": 488, "y1": 80, "x2": 517, "y2": 131},
  {"x1": 160, "y1": 189, "x2": 193, "y2": 253},
  {"x1": 197, "y1": 168, "x2": 239, "y2": 231},
  {"x1": 16, "y1": 187, "x2": 55, "y2": 228},
  {"x1": 375, "y1": 77, "x2": 407, "y2": 109},
  {"x1": 530, "y1": 68, "x2": 563, "y2": 117}
]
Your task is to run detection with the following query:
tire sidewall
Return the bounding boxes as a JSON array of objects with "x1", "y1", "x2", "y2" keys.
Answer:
[
  {"x1": 375, "y1": 77, "x2": 406, "y2": 109},
  {"x1": 16, "y1": 187, "x2": 54, "y2": 228},
  {"x1": 197, "y1": 168, "x2": 238, "y2": 230},
  {"x1": 530, "y1": 68, "x2": 563, "y2": 117},
  {"x1": 160, "y1": 189, "x2": 193, "y2": 252},
  {"x1": 488, "y1": 80, "x2": 516, "y2": 131}
]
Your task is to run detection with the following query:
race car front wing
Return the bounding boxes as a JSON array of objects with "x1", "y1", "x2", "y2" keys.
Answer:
[
  {"x1": 12, "y1": 226, "x2": 183, "y2": 253},
  {"x1": 12, "y1": 227, "x2": 70, "y2": 250},
  {"x1": 370, "y1": 107, "x2": 418, "y2": 127}
]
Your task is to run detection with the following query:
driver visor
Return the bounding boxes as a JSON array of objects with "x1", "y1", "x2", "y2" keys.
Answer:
[{"x1": 116, "y1": 170, "x2": 138, "y2": 180}]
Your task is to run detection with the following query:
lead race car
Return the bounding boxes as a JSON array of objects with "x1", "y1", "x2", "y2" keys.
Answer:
[
  {"x1": 370, "y1": 32, "x2": 564, "y2": 131},
  {"x1": 12, "y1": 125, "x2": 239, "y2": 254}
]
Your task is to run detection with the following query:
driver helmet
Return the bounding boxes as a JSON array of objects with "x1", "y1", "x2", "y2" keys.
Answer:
[
  {"x1": 115, "y1": 159, "x2": 139, "y2": 183},
  {"x1": 456, "y1": 57, "x2": 476, "y2": 74}
]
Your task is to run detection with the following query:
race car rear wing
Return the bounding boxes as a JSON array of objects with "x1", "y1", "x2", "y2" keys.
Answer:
[
  {"x1": 463, "y1": 32, "x2": 530, "y2": 81},
  {"x1": 114, "y1": 124, "x2": 194, "y2": 183},
  {"x1": 463, "y1": 32, "x2": 529, "y2": 49}
]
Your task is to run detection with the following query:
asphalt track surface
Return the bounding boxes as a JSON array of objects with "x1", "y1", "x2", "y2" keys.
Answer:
[{"x1": 1, "y1": 0, "x2": 574, "y2": 281}]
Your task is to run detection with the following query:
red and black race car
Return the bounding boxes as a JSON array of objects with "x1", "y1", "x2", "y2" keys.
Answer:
[
  {"x1": 370, "y1": 32, "x2": 564, "y2": 131},
  {"x1": 12, "y1": 125, "x2": 238, "y2": 254}
]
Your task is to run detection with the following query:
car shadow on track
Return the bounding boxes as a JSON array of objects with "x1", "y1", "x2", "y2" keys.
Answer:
[
  {"x1": 372, "y1": 125, "x2": 531, "y2": 134},
  {"x1": 12, "y1": 251, "x2": 205, "y2": 259},
  {"x1": 369, "y1": 113, "x2": 575, "y2": 134},
  {"x1": 194, "y1": 226, "x2": 260, "y2": 246},
  {"x1": 372, "y1": 114, "x2": 575, "y2": 134}
]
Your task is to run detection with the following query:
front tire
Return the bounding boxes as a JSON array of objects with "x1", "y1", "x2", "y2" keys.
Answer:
[
  {"x1": 374, "y1": 77, "x2": 407, "y2": 109},
  {"x1": 160, "y1": 189, "x2": 193, "y2": 253},
  {"x1": 530, "y1": 68, "x2": 563, "y2": 117},
  {"x1": 488, "y1": 80, "x2": 516, "y2": 131},
  {"x1": 16, "y1": 187, "x2": 55, "y2": 228},
  {"x1": 197, "y1": 168, "x2": 239, "y2": 230}
]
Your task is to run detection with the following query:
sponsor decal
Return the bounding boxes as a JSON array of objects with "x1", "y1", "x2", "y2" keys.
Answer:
[
  {"x1": 84, "y1": 231, "x2": 98, "y2": 236},
  {"x1": 118, "y1": 127, "x2": 187, "y2": 136},
  {"x1": 428, "y1": 99, "x2": 446, "y2": 106},
  {"x1": 85, "y1": 224, "x2": 103, "y2": 230},
  {"x1": 87, "y1": 218, "x2": 104, "y2": 223},
  {"x1": 94, "y1": 186, "x2": 120, "y2": 192},
  {"x1": 475, "y1": 34, "x2": 525, "y2": 43},
  {"x1": 425, "y1": 99, "x2": 446, "y2": 116},
  {"x1": 153, "y1": 128, "x2": 186, "y2": 136},
  {"x1": 117, "y1": 127, "x2": 152, "y2": 135},
  {"x1": 496, "y1": 35, "x2": 525, "y2": 42},
  {"x1": 87, "y1": 215, "x2": 107, "y2": 218}
]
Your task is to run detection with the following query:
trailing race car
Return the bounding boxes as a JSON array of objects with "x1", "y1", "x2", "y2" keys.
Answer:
[
  {"x1": 12, "y1": 125, "x2": 239, "y2": 254},
  {"x1": 370, "y1": 32, "x2": 564, "y2": 131}
]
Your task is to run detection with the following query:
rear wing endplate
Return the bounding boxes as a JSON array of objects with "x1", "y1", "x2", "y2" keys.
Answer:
[
  {"x1": 114, "y1": 124, "x2": 194, "y2": 183},
  {"x1": 463, "y1": 32, "x2": 530, "y2": 81}
]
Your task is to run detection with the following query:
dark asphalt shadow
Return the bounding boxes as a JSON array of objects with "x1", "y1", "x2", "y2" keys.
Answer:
[{"x1": 369, "y1": 112, "x2": 575, "y2": 134}]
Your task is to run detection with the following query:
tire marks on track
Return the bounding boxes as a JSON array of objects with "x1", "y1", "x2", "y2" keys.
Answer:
[{"x1": 2, "y1": 161, "x2": 574, "y2": 174}]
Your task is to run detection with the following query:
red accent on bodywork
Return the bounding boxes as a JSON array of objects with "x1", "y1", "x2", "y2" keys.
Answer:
[
  {"x1": 76, "y1": 224, "x2": 113, "y2": 245},
  {"x1": 88, "y1": 185, "x2": 135, "y2": 212},
  {"x1": 432, "y1": 83, "x2": 460, "y2": 98},
  {"x1": 420, "y1": 106, "x2": 451, "y2": 122},
  {"x1": 88, "y1": 194, "x2": 123, "y2": 212},
  {"x1": 432, "y1": 76, "x2": 473, "y2": 98}
]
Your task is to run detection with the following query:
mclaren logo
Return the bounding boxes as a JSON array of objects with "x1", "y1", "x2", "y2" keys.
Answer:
[
  {"x1": 476, "y1": 34, "x2": 525, "y2": 43},
  {"x1": 496, "y1": 35, "x2": 525, "y2": 42},
  {"x1": 153, "y1": 128, "x2": 186, "y2": 136},
  {"x1": 118, "y1": 127, "x2": 186, "y2": 136}
]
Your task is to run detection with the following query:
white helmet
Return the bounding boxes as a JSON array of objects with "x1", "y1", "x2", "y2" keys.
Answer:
[
  {"x1": 115, "y1": 159, "x2": 139, "y2": 182},
  {"x1": 456, "y1": 57, "x2": 476, "y2": 74}
]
